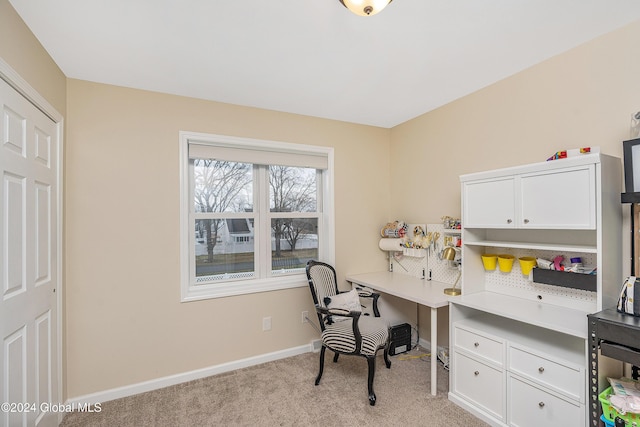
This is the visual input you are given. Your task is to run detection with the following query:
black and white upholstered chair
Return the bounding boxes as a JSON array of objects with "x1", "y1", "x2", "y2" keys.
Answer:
[{"x1": 305, "y1": 260, "x2": 391, "y2": 406}]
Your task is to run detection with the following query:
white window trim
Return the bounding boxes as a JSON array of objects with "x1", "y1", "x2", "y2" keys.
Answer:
[{"x1": 179, "y1": 131, "x2": 335, "y2": 302}]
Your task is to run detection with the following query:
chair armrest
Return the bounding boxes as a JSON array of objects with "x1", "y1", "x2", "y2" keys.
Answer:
[
  {"x1": 316, "y1": 305, "x2": 362, "y2": 328},
  {"x1": 315, "y1": 305, "x2": 364, "y2": 354},
  {"x1": 315, "y1": 305, "x2": 362, "y2": 319}
]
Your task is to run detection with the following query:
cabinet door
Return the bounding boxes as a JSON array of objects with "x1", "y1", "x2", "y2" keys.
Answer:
[
  {"x1": 519, "y1": 166, "x2": 595, "y2": 229},
  {"x1": 463, "y1": 177, "x2": 516, "y2": 228}
]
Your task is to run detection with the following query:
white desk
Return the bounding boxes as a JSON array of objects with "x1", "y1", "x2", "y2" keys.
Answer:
[{"x1": 345, "y1": 271, "x2": 452, "y2": 396}]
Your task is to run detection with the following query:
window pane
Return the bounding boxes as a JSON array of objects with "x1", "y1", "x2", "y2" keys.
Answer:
[
  {"x1": 271, "y1": 218, "x2": 318, "y2": 275},
  {"x1": 269, "y1": 166, "x2": 317, "y2": 212},
  {"x1": 193, "y1": 159, "x2": 253, "y2": 213},
  {"x1": 195, "y1": 219, "x2": 255, "y2": 282}
]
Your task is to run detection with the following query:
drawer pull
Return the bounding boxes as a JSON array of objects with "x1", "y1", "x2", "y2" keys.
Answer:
[
  {"x1": 538, "y1": 367, "x2": 544, "y2": 373},
  {"x1": 474, "y1": 342, "x2": 479, "y2": 347},
  {"x1": 507, "y1": 219, "x2": 512, "y2": 224},
  {"x1": 524, "y1": 219, "x2": 530, "y2": 224},
  {"x1": 474, "y1": 371, "x2": 479, "y2": 376},
  {"x1": 538, "y1": 402, "x2": 545, "y2": 408}
]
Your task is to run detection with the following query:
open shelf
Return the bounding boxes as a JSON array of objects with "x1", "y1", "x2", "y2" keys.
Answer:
[{"x1": 464, "y1": 240, "x2": 597, "y2": 253}]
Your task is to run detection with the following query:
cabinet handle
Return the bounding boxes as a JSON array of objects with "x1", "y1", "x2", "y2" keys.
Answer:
[
  {"x1": 474, "y1": 371, "x2": 479, "y2": 376},
  {"x1": 474, "y1": 342, "x2": 480, "y2": 347},
  {"x1": 506, "y1": 219, "x2": 512, "y2": 224},
  {"x1": 538, "y1": 401, "x2": 545, "y2": 408},
  {"x1": 524, "y1": 219, "x2": 530, "y2": 224},
  {"x1": 538, "y1": 367, "x2": 544, "y2": 373}
]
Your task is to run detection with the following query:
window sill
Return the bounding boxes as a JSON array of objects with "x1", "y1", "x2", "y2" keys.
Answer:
[{"x1": 181, "y1": 274, "x2": 308, "y2": 302}]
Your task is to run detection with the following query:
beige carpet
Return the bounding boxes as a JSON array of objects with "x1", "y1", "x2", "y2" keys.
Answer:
[{"x1": 60, "y1": 347, "x2": 489, "y2": 426}]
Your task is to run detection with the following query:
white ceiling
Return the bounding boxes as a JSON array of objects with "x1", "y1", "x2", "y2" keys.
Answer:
[{"x1": 9, "y1": 0, "x2": 640, "y2": 128}]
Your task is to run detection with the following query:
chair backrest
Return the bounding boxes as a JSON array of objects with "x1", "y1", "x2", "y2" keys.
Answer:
[{"x1": 305, "y1": 260, "x2": 340, "y2": 310}]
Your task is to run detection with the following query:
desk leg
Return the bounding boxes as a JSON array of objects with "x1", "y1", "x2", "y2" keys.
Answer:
[{"x1": 431, "y1": 307, "x2": 437, "y2": 396}]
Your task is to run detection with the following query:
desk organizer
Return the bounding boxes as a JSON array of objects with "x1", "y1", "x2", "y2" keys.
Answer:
[
  {"x1": 532, "y1": 268, "x2": 597, "y2": 292},
  {"x1": 387, "y1": 223, "x2": 460, "y2": 285}
]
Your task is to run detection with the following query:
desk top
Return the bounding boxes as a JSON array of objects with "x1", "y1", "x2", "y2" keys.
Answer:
[
  {"x1": 455, "y1": 291, "x2": 589, "y2": 338},
  {"x1": 346, "y1": 271, "x2": 452, "y2": 308}
]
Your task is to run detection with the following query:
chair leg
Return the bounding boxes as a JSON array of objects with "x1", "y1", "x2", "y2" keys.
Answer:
[
  {"x1": 384, "y1": 347, "x2": 391, "y2": 369},
  {"x1": 315, "y1": 346, "x2": 326, "y2": 386},
  {"x1": 366, "y1": 356, "x2": 377, "y2": 406},
  {"x1": 333, "y1": 352, "x2": 339, "y2": 363}
]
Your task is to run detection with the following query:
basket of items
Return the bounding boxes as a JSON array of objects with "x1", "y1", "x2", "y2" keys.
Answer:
[{"x1": 599, "y1": 378, "x2": 640, "y2": 426}]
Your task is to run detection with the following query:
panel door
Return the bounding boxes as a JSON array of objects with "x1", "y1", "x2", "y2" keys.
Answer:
[{"x1": 0, "y1": 78, "x2": 59, "y2": 427}]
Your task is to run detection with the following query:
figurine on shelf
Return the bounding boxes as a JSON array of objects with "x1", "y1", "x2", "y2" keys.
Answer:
[{"x1": 411, "y1": 226, "x2": 432, "y2": 249}]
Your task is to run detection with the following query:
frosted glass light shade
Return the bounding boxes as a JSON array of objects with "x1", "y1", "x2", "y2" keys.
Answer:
[{"x1": 339, "y1": 0, "x2": 392, "y2": 16}]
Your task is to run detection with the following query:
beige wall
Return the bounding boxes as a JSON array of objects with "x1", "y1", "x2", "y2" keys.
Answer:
[
  {"x1": 64, "y1": 80, "x2": 391, "y2": 397},
  {"x1": 392, "y1": 19, "x2": 640, "y2": 346},
  {"x1": 0, "y1": 0, "x2": 66, "y2": 114}
]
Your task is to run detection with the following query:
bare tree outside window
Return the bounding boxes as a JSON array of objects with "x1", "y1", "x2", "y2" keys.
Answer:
[
  {"x1": 193, "y1": 159, "x2": 252, "y2": 273},
  {"x1": 270, "y1": 166, "x2": 318, "y2": 270},
  {"x1": 191, "y1": 160, "x2": 319, "y2": 282}
]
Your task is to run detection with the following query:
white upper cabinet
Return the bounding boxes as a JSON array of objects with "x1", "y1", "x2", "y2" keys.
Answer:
[
  {"x1": 519, "y1": 165, "x2": 595, "y2": 229},
  {"x1": 463, "y1": 177, "x2": 516, "y2": 228},
  {"x1": 462, "y1": 163, "x2": 596, "y2": 230}
]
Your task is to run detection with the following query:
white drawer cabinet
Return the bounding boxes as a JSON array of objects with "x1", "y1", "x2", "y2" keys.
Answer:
[
  {"x1": 449, "y1": 312, "x2": 587, "y2": 427},
  {"x1": 454, "y1": 324, "x2": 504, "y2": 366},
  {"x1": 509, "y1": 345, "x2": 583, "y2": 402},
  {"x1": 459, "y1": 154, "x2": 622, "y2": 312},
  {"x1": 508, "y1": 375, "x2": 584, "y2": 427},
  {"x1": 453, "y1": 352, "x2": 505, "y2": 421},
  {"x1": 452, "y1": 154, "x2": 622, "y2": 426}
]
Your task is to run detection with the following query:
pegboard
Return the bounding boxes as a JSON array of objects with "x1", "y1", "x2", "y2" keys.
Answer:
[
  {"x1": 389, "y1": 223, "x2": 461, "y2": 285},
  {"x1": 482, "y1": 246, "x2": 597, "y2": 310},
  {"x1": 388, "y1": 222, "x2": 427, "y2": 279}
]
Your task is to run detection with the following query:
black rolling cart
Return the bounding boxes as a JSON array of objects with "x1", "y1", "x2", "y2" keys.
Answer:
[
  {"x1": 588, "y1": 309, "x2": 640, "y2": 426},
  {"x1": 591, "y1": 140, "x2": 640, "y2": 425}
]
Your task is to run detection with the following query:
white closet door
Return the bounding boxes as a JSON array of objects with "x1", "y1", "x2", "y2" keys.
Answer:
[{"x1": 0, "y1": 77, "x2": 59, "y2": 427}]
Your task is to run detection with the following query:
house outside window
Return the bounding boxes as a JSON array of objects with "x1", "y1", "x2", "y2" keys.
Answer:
[{"x1": 180, "y1": 132, "x2": 334, "y2": 301}]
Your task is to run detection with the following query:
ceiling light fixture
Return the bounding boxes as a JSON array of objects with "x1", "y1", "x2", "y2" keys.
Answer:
[{"x1": 339, "y1": 0, "x2": 393, "y2": 16}]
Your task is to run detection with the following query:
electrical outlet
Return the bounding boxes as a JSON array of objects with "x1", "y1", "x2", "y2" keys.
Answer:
[
  {"x1": 262, "y1": 316, "x2": 272, "y2": 331},
  {"x1": 302, "y1": 311, "x2": 309, "y2": 323}
]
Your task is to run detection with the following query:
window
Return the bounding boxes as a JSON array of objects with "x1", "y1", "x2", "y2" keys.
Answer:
[{"x1": 180, "y1": 132, "x2": 334, "y2": 301}]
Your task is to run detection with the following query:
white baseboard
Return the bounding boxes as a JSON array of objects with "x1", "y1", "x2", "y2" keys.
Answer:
[
  {"x1": 66, "y1": 343, "x2": 314, "y2": 406},
  {"x1": 418, "y1": 337, "x2": 431, "y2": 350}
]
